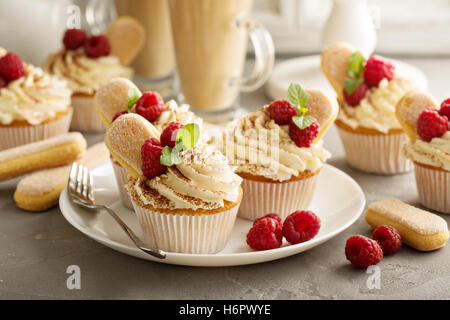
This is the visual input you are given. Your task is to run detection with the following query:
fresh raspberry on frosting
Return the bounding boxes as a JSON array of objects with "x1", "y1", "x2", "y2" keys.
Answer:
[
  {"x1": 289, "y1": 118, "x2": 319, "y2": 148},
  {"x1": 0, "y1": 52, "x2": 25, "y2": 81},
  {"x1": 345, "y1": 235, "x2": 383, "y2": 268},
  {"x1": 364, "y1": 55, "x2": 395, "y2": 88},
  {"x1": 160, "y1": 122, "x2": 183, "y2": 148},
  {"x1": 141, "y1": 138, "x2": 167, "y2": 179},
  {"x1": 136, "y1": 92, "x2": 165, "y2": 122},
  {"x1": 63, "y1": 29, "x2": 87, "y2": 50},
  {"x1": 84, "y1": 35, "x2": 111, "y2": 58},
  {"x1": 112, "y1": 111, "x2": 128, "y2": 122},
  {"x1": 282, "y1": 210, "x2": 320, "y2": 245},
  {"x1": 439, "y1": 98, "x2": 450, "y2": 120},
  {"x1": 343, "y1": 82, "x2": 368, "y2": 106},
  {"x1": 255, "y1": 213, "x2": 282, "y2": 227},
  {"x1": 417, "y1": 107, "x2": 448, "y2": 142},
  {"x1": 0, "y1": 77, "x2": 6, "y2": 89},
  {"x1": 372, "y1": 225, "x2": 402, "y2": 255},
  {"x1": 268, "y1": 99, "x2": 298, "y2": 125},
  {"x1": 246, "y1": 217, "x2": 283, "y2": 251}
]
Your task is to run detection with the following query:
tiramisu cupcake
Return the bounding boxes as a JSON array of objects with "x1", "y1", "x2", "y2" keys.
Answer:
[
  {"x1": 217, "y1": 83, "x2": 338, "y2": 220},
  {"x1": 95, "y1": 77, "x2": 202, "y2": 209},
  {"x1": 0, "y1": 48, "x2": 72, "y2": 150},
  {"x1": 321, "y1": 42, "x2": 415, "y2": 174},
  {"x1": 105, "y1": 113, "x2": 242, "y2": 254},
  {"x1": 44, "y1": 18, "x2": 144, "y2": 132},
  {"x1": 396, "y1": 91, "x2": 450, "y2": 213}
]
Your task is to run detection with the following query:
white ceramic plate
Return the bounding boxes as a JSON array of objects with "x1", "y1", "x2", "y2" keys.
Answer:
[
  {"x1": 265, "y1": 55, "x2": 428, "y2": 101},
  {"x1": 59, "y1": 163, "x2": 365, "y2": 267}
]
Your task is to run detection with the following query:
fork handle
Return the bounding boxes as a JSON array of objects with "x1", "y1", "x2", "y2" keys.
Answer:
[{"x1": 100, "y1": 205, "x2": 166, "y2": 259}]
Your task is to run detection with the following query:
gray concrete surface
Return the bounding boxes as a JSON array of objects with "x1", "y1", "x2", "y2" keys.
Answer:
[{"x1": 0, "y1": 58, "x2": 449, "y2": 299}]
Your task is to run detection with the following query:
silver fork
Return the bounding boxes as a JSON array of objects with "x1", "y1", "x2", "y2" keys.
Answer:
[{"x1": 68, "y1": 163, "x2": 166, "y2": 259}]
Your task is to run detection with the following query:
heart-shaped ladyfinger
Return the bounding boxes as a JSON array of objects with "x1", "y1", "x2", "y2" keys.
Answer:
[
  {"x1": 94, "y1": 77, "x2": 141, "y2": 127},
  {"x1": 106, "y1": 16, "x2": 145, "y2": 66},
  {"x1": 320, "y1": 42, "x2": 355, "y2": 101},
  {"x1": 105, "y1": 113, "x2": 160, "y2": 178},
  {"x1": 305, "y1": 87, "x2": 339, "y2": 142},
  {"x1": 395, "y1": 90, "x2": 439, "y2": 142}
]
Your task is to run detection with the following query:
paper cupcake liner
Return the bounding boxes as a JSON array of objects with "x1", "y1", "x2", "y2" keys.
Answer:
[
  {"x1": 111, "y1": 160, "x2": 134, "y2": 210},
  {"x1": 337, "y1": 127, "x2": 413, "y2": 175},
  {"x1": 238, "y1": 173, "x2": 319, "y2": 221},
  {"x1": 70, "y1": 95, "x2": 105, "y2": 132},
  {"x1": 414, "y1": 163, "x2": 450, "y2": 214},
  {"x1": 132, "y1": 201, "x2": 240, "y2": 254},
  {"x1": 0, "y1": 110, "x2": 72, "y2": 151}
]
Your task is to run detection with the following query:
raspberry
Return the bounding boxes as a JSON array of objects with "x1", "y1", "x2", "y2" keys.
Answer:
[
  {"x1": 345, "y1": 235, "x2": 383, "y2": 268},
  {"x1": 254, "y1": 213, "x2": 282, "y2": 227},
  {"x1": 439, "y1": 98, "x2": 450, "y2": 120},
  {"x1": 112, "y1": 111, "x2": 128, "y2": 122},
  {"x1": 282, "y1": 210, "x2": 321, "y2": 244},
  {"x1": 63, "y1": 29, "x2": 87, "y2": 50},
  {"x1": 0, "y1": 77, "x2": 6, "y2": 89},
  {"x1": 289, "y1": 118, "x2": 319, "y2": 148},
  {"x1": 372, "y1": 225, "x2": 402, "y2": 255},
  {"x1": 417, "y1": 107, "x2": 448, "y2": 142},
  {"x1": 135, "y1": 92, "x2": 165, "y2": 122},
  {"x1": 343, "y1": 82, "x2": 368, "y2": 106},
  {"x1": 141, "y1": 138, "x2": 167, "y2": 179},
  {"x1": 84, "y1": 35, "x2": 111, "y2": 58},
  {"x1": 268, "y1": 99, "x2": 298, "y2": 125},
  {"x1": 364, "y1": 55, "x2": 395, "y2": 87},
  {"x1": 246, "y1": 217, "x2": 283, "y2": 251},
  {"x1": 0, "y1": 52, "x2": 25, "y2": 81},
  {"x1": 160, "y1": 122, "x2": 183, "y2": 148}
]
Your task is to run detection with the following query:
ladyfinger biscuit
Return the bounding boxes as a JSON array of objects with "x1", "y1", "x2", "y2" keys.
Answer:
[
  {"x1": 105, "y1": 113, "x2": 160, "y2": 178},
  {"x1": 0, "y1": 132, "x2": 86, "y2": 182},
  {"x1": 365, "y1": 198, "x2": 449, "y2": 251},
  {"x1": 94, "y1": 77, "x2": 141, "y2": 127},
  {"x1": 14, "y1": 143, "x2": 109, "y2": 212}
]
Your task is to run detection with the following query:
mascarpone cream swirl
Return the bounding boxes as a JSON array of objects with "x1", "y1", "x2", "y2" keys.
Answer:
[
  {"x1": 128, "y1": 144, "x2": 242, "y2": 210},
  {"x1": 153, "y1": 100, "x2": 203, "y2": 133},
  {"x1": 339, "y1": 77, "x2": 413, "y2": 133},
  {"x1": 404, "y1": 131, "x2": 450, "y2": 171},
  {"x1": 44, "y1": 49, "x2": 132, "y2": 95},
  {"x1": 0, "y1": 62, "x2": 72, "y2": 125},
  {"x1": 217, "y1": 107, "x2": 330, "y2": 182}
]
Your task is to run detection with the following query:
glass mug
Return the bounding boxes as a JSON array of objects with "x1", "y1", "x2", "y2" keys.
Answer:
[{"x1": 169, "y1": 0, "x2": 274, "y2": 120}]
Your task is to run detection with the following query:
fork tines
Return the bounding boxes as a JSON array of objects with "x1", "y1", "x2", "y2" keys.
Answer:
[{"x1": 69, "y1": 162, "x2": 94, "y2": 204}]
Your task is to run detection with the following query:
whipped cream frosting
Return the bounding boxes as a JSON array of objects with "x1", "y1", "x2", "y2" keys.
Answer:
[
  {"x1": 128, "y1": 144, "x2": 242, "y2": 210},
  {"x1": 44, "y1": 49, "x2": 132, "y2": 95},
  {"x1": 0, "y1": 58, "x2": 72, "y2": 125},
  {"x1": 217, "y1": 107, "x2": 330, "y2": 182},
  {"x1": 339, "y1": 78, "x2": 413, "y2": 133},
  {"x1": 153, "y1": 100, "x2": 203, "y2": 133},
  {"x1": 404, "y1": 131, "x2": 450, "y2": 171}
]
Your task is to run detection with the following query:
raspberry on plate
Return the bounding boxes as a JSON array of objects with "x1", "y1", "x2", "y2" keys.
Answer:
[
  {"x1": 439, "y1": 98, "x2": 450, "y2": 120},
  {"x1": 254, "y1": 213, "x2": 282, "y2": 226},
  {"x1": 282, "y1": 210, "x2": 321, "y2": 245},
  {"x1": 372, "y1": 225, "x2": 402, "y2": 255},
  {"x1": 0, "y1": 52, "x2": 25, "y2": 81},
  {"x1": 343, "y1": 82, "x2": 368, "y2": 107},
  {"x1": 268, "y1": 99, "x2": 298, "y2": 125},
  {"x1": 160, "y1": 122, "x2": 183, "y2": 148},
  {"x1": 417, "y1": 107, "x2": 448, "y2": 142},
  {"x1": 112, "y1": 111, "x2": 128, "y2": 122},
  {"x1": 0, "y1": 77, "x2": 6, "y2": 89},
  {"x1": 364, "y1": 54, "x2": 395, "y2": 88},
  {"x1": 141, "y1": 138, "x2": 167, "y2": 179},
  {"x1": 289, "y1": 118, "x2": 319, "y2": 148},
  {"x1": 246, "y1": 217, "x2": 283, "y2": 251},
  {"x1": 84, "y1": 35, "x2": 111, "y2": 58},
  {"x1": 135, "y1": 91, "x2": 165, "y2": 122},
  {"x1": 63, "y1": 29, "x2": 87, "y2": 50},
  {"x1": 345, "y1": 235, "x2": 383, "y2": 268}
]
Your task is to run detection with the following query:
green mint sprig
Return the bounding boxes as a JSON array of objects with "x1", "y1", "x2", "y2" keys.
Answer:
[
  {"x1": 127, "y1": 87, "x2": 141, "y2": 112},
  {"x1": 160, "y1": 123, "x2": 200, "y2": 167},
  {"x1": 287, "y1": 83, "x2": 314, "y2": 130},
  {"x1": 344, "y1": 51, "x2": 366, "y2": 95}
]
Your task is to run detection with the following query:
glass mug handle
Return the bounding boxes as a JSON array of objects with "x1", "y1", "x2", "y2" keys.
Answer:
[{"x1": 229, "y1": 16, "x2": 275, "y2": 92}]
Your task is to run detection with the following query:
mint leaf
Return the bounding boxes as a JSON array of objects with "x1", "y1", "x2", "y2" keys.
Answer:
[
  {"x1": 292, "y1": 115, "x2": 314, "y2": 130},
  {"x1": 348, "y1": 51, "x2": 365, "y2": 78},
  {"x1": 344, "y1": 78, "x2": 364, "y2": 95},
  {"x1": 160, "y1": 146, "x2": 182, "y2": 167},
  {"x1": 127, "y1": 87, "x2": 141, "y2": 111},
  {"x1": 176, "y1": 123, "x2": 199, "y2": 151},
  {"x1": 287, "y1": 83, "x2": 308, "y2": 110}
]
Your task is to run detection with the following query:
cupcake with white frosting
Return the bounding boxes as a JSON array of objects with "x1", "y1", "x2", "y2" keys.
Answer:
[{"x1": 0, "y1": 48, "x2": 72, "y2": 150}]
